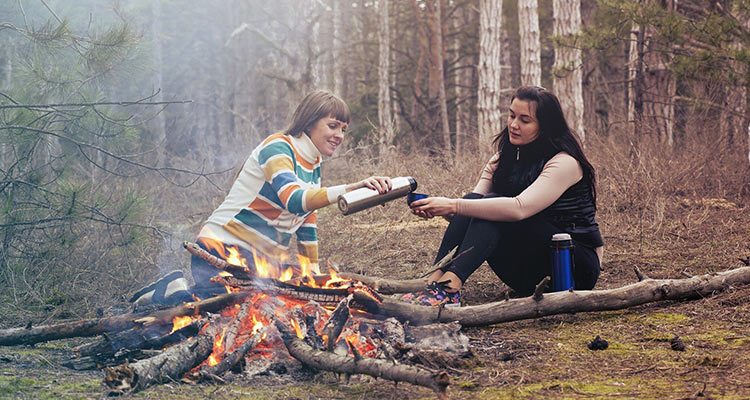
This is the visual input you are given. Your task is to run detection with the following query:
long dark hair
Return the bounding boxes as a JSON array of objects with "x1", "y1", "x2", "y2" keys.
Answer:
[{"x1": 492, "y1": 86, "x2": 597, "y2": 207}]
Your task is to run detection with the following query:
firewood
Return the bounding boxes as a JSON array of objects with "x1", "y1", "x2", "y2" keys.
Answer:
[
  {"x1": 356, "y1": 266, "x2": 750, "y2": 327},
  {"x1": 337, "y1": 272, "x2": 426, "y2": 294},
  {"x1": 0, "y1": 292, "x2": 251, "y2": 347},
  {"x1": 323, "y1": 294, "x2": 352, "y2": 352},
  {"x1": 65, "y1": 320, "x2": 203, "y2": 370},
  {"x1": 222, "y1": 300, "x2": 251, "y2": 354},
  {"x1": 188, "y1": 325, "x2": 270, "y2": 382},
  {"x1": 103, "y1": 330, "x2": 214, "y2": 394},
  {"x1": 183, "y1": 241, "x2": 256, "y2": 279},
  {"x1": 275, "y1": 319, "x2": 450, "y2": 400}
]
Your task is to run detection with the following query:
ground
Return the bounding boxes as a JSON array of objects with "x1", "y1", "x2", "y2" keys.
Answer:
[{"x1": 1, "y1": 151, "x2": 749, "y2": 399}]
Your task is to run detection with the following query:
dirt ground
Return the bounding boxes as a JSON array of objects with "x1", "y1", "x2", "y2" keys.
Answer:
[{"x1": 1, "y1": 193, "x2": 749, "y2": 400}]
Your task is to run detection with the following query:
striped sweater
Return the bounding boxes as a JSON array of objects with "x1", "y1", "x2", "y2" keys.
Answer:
[{"x1": 198, "y1": 133, "x2": 346, "y2": 265}]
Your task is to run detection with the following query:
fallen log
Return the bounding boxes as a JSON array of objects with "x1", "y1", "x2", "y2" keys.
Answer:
[
  {"x1": 104, "y1": 330, "x2": 214, "y2": 394},
  {"x1": 65, "y1": 320, "x2": 203, "y2": 370},
  {"x1": 275, "y1": 319, "x2": 450, "y2": 400},
  {"x1": 358, "y1": 266, "x2": 750, "y2": 326},
  {"x1": 0, "y1": 292, "x2": 251, "y2": 346}
]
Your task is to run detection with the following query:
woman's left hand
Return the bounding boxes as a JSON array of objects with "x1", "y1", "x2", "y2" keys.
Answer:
[{"x1": 410, "y1": 196, "x2": 457, "y2": 218}]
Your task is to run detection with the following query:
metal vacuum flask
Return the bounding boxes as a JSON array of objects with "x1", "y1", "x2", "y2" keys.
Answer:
[
  {"x1": 551, "y1": 233, "x2": 575, "y2": 291},
  {"x1": 338, "y1": 176, "x2": 417, "y2": 215}
]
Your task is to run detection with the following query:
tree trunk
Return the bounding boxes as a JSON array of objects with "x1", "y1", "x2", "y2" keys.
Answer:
[
  {"x1": 453, "y1": 3, "x2": 474, "y2": 159},
  {"x1": 518, "y1": 0, "x2": 541, "y2": 86},
  {"x1": 628, "y1": 21, "x2": 646, "y2": 156},
  {"x1": 332, "y1": 0, "x2": 344, "y2": 96},
  {"x1": 151, "y1": 0, "x2": 167, "y2": 166},
  {"x1": 477, "y1": 0, "x2": 505, "y2": 152},
  {"x1": 425, "y1": 0, "x2": 451, "y2": 153},
  {"x1": 552, "y1": 0, "x2": 585, "y2": 142},
  {"x1": 378, "y1": 0, "x2": 394, "y2": 158}
]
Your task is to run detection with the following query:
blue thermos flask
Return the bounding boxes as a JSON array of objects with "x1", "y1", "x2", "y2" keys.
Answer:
[{"x1": 551, "y1": 233, "x2": 575, "y2": 291}]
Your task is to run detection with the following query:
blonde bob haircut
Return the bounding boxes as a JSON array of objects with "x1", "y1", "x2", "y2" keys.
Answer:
[{"x1": 284, "y1": 90, "x2": 350, "y2": 137}]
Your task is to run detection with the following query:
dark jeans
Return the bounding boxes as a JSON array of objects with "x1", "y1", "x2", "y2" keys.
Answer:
[
  {"x1": 189, "y1": 238, "x2": 260, "y2": 299},
  {"x1": 436, "y1": 193, "x2": 600, "y2": 296}
]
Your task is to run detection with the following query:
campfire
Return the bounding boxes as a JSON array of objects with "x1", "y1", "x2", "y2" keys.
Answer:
[
  {"x1": 2, "y1": 240, "x2": 750, "y2": 400},
  {"x1": 97, "y1": 240, "x2": 455, "y2": 398}
]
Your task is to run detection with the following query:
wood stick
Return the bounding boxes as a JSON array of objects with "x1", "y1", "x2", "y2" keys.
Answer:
[
  {"x1": 324, "y1": 295, "x2": 352, "y2": 352},
  {"x1": 336, "y1": 272, "x2": 426, "y2": 294},
  {"x1": 189, "y1": 325, "x2": 269, "y2": 381},
  {"x1": 0, "y1": 292, "x2": 251, "y2": 346},
  {"x1": 275, "y1": 320, "x2": 450, "y2": 400},
  {"x1": 103, "y1": 330, "x2": 214, "y2": 394},
  {"x1": 66, "y1": 320, "x2": 203, "y2": 370},
  {"x1": 356, "y1": 266, "x2": 750, "y2": 327},
  {"x1": 183, "y1": 241, "x2": 256, "y2": 279}
]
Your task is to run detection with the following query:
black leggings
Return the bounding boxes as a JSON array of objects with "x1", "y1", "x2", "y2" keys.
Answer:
[{"x1": 435, "y1": 193, "x2": 600, "y2": 296}]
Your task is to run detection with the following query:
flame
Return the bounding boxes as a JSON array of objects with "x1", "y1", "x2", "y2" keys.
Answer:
[
  {"x1": 226, "y1": 246, "x2": 246, "y2": 267},
  {"x1": 171, "y1": 315, "x2": 193, "y2": 333},
  {"x1": 207, "y1": 326, "x2": 228, "y2": 367},
  {"x1": 289, "y1": 318, "x2": 304, "y2": 339},
  {"x1": 324, "y1": 269, "x2": 347, "y2": 288},
  {"x1": 279, "y1": 266, "x2": 294, "y2": 282},
  {"x1": 252, "y1": 248, "x2": 276, "y2": 279}
]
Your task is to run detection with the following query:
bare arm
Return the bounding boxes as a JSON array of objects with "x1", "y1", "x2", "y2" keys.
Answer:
[{"x1": 411, "y1": 152, "x2": 582, "y2": 221}]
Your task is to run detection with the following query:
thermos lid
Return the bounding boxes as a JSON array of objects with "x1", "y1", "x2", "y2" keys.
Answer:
[
  {"x1": 551, "y1": 233, "x2": 572, "y2": 241},
  {"x1": 550, "y1": 232, "x2": 573, "y2": 248}
]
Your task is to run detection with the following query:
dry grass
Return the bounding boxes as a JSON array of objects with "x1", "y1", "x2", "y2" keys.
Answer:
[{"x1": 1, "y1": 133, "x2": 749, "y2": 399}]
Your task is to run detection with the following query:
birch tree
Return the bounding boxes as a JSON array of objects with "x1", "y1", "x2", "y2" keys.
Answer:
[
  {"x1": 552, "y1": 0, "x2": 585, "y2": 142},
  {"x1": 378, "y1": 0, "x2": 394, "y2": 157},
  {"x1": 477, "y1": 0, "x2": 504, "y2": 152},
  {"x1": 518, "y1": 0, "x2": 541, "y2": 86}
]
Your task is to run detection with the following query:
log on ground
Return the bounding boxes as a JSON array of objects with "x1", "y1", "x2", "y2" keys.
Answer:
[
  {"x1": 361, "y1": 266, "x2": 750, "y2": 326},
  {"x1": 103, "y1": 330, "x2": 214, "y2": 394},
  {"x1": 0, "y1": 292, "x2": 251, "y2": 346}
]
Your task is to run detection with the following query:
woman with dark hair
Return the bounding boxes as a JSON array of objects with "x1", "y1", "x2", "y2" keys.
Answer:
[
  {"x1": 403, "y1": 86, "x2": 603, "y2": 306},
  {"x1": 132, "y1": 90, "x2": 392, "y2": 306}
]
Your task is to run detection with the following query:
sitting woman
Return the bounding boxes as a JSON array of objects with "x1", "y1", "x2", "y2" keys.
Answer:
[
  {"x1": 132, "y1": 90, "x2": 392, "y2": 306},
  {"x1": 404, "y1": 86, "x2": 603, "y2": 306}
]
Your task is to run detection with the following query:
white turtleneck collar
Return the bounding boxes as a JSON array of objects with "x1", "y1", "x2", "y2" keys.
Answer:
[{"x1": 288, "y1": 133, "x2": 321, "y2": 165}]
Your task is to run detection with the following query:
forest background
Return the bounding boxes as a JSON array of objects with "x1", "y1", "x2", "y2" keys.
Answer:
[{"x1": 1, "y1": 0, "x2": 749, "y2": 398}]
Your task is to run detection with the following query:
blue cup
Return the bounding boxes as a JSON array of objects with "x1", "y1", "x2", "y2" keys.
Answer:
[{"x1": 406, "y1": 192, "x2": 428, "y2": 206}]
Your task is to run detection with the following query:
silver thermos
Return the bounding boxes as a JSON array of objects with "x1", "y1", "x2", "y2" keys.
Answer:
[{"x1": 338, "y1": 176, "x2": 417, "y2": 215}]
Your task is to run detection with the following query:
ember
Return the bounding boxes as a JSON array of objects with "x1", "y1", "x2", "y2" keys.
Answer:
[{"x1": 97, "y1": 241, "x2": 456, "y2": 398}]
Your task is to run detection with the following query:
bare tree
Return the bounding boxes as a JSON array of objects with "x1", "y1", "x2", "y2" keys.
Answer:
[
  {"x1": 552, "y1": 0, "x2": 585, "y2": 142},
  {"x1": 425, "y1": 0, "x2": 451, "y2": 152},
  {"x1": 378, "y1": 0, "x2": 394, "y2": 158},
  {"x1": 477, "y1": 0, "x2": 505, "y2": 152},
  {"x1": 453, "y1": 3, "x2": 474, "y2": 158},
  {"x1": 518, "y1": 0, "x2": 541, "y2": 86}
]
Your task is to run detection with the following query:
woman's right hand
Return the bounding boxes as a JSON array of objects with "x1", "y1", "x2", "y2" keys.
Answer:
[{"x1": 346, "y1": 176, "x2": 392, "y2": 194}]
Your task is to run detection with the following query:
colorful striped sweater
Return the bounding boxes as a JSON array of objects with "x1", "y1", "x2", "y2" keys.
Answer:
[{"x1": 198, "y1": 133, "x2": 346, "y2": 265}]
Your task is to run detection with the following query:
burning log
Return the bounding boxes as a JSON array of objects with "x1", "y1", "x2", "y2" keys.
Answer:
[
  {"x1": 188, "y1": 325, "x2": 270, "y2": 382},
  {"x1": 104, "y1": 330, "x2": 214, "y2": 394},
  {"x1": 336, "y1": 272, "x2": 426, "y2": 295},
  {"x1": 183, "y1": 241, "x2": 256, "y2": 279},
  {"x1": 65, "y1": 320, "x2": 203, "y2": 370},
  {"x1": 323, "y1": 294, "x2": 352, "y2": 352},
  {"x1": 0, "y1": 292, "x2": 251, "y2": 347},
  {"x1": 275, "y1": 319, "x2": 450, "y2": 400},
  {"x1": 362, "y1": 266, "x2": 750, "y2": 326}
]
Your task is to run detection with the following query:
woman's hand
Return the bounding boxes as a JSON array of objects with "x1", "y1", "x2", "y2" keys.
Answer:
[
  {"x1": 409, "y1": 196, "x2": 458, "y2": 218},
  {"x1": 347, "y1": 176, "x2": 392, "y2": 194}
]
